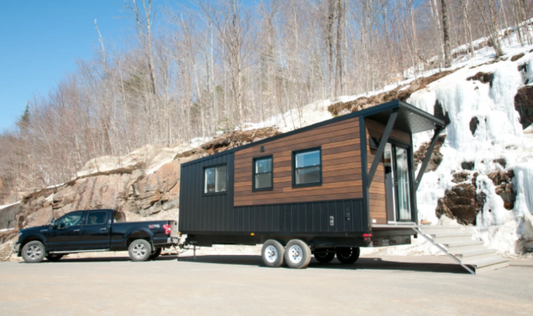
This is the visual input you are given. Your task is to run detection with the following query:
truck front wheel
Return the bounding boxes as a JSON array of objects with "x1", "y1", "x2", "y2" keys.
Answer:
[
  {"x1": 21, "y1": 241, "x2": 46, "y2": 263},
  {"x1": 128, "y1": 239, "x2": 152, "y2": 261}
]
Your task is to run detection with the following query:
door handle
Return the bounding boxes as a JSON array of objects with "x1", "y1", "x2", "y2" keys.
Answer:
[
  {"x1": 100, "y1": 228, "x2": 107, "y2": 231},
  {"x1": 73, "y1": 229, "x2": 80, "y2": 232}
]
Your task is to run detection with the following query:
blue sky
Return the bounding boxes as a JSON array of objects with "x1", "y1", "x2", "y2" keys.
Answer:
[{"x1": 0, "y1": 0, "x2": 130, "y2": 132}]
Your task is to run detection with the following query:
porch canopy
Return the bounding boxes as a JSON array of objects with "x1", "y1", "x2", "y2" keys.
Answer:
[{"x1": 360, "y1": 100, "x2": 446, "y2": 190}]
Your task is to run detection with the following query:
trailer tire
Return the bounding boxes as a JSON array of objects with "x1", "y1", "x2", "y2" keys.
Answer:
[
  {"x1": 128, "y1": 239, "x2": 152, "y2": 262},
  {"x1": 21, "y1": 241, "x2": 46, "y2": 263},
  {"x1": 314, "y1": 249, "x2": 335, "y2": 264},
  {"x1": 261, "y1": 240, "x2": 285, "y2": 267},
  {"x1": 336, "y1": 247, "x2": 360, "y2": 264},
  {"x1": 284, "y1": 239, "x2": 311, "y2": 269},
  {"x1": 149, "y1": 248, "x2": 162, "y2": 260}
]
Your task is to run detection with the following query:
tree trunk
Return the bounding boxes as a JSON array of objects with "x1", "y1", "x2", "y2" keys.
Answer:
[{"x1": 441, "y1": 0, "x2": 452, "y2": 68}]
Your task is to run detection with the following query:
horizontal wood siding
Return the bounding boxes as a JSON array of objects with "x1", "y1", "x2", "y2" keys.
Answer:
[
  {"x1": 365, "y1": 118, "x2": 412, "y2": 225},
  {"x1": 234, "y1": 117, "x2": 362, "y2": 206}
]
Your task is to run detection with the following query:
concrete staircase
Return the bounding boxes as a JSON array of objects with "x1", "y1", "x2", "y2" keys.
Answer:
[{"x1": 414, "y1": 226, "x2": 509, "y2": 275}]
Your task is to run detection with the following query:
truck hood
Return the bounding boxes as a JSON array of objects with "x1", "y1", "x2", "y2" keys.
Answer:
[{"x1": 19, "y1": 225, "x2": 50, "y2": 235}]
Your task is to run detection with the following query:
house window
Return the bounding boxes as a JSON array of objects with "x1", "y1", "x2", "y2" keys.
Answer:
[
  {"x1": 204, "y1": 165, "x2": 227, "y2": 194},
  {"x1": 253, "y1": 156, "x2": 273, "y2": 191},
  {"x1": 293, "y1": 148, "x2": 322, "y2": 187}
]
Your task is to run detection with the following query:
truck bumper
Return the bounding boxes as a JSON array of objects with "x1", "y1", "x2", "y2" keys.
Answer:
[{"x1": 13, "y1": 243, "x2": 20, "y2": 255}]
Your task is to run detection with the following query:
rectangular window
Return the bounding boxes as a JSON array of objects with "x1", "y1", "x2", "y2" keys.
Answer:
[
  {"x1": 293, "y1": 148, "x2": 322, "y2": 187},
  {"x1": 86, "y1": 211, "x2": 108, "y2": 225},
  {"x1": 253, "y1": 156, "x2": 273, "y2": 191},
  {"x1": 204, "y1": 165, "x2": 227, "y2": 194}
]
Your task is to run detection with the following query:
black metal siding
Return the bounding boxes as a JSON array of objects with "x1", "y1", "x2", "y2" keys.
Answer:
[{"x1": 179, "y1": 152, "x2": 235, "y2": 232}]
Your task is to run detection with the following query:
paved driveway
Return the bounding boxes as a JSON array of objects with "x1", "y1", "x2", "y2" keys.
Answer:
[{"x1": 0, "y1": 254, "x2": 532, "y2": 316}]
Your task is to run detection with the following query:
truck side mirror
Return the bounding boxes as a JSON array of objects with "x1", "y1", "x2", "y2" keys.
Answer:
[{"x1": 50, "y1": 219, "x2": 57, "y2": 229}]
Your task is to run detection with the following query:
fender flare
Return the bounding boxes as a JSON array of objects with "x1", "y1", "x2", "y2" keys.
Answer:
[{"x1": 123, "y1": 227, "x2": 154, "y2": 248}]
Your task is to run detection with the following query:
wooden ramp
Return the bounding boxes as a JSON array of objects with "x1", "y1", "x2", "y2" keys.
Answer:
[{"x1": 415, "y1": 226, "x2": 509, "y2": 275}]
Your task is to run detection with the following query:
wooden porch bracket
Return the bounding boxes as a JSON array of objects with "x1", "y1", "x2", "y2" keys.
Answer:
[
  {"x1": 367, "y1": 108, "x2": 398, "y2": 187},
  {"x1": 415, "y1": 127, "x2": 443, "y2": 191}
]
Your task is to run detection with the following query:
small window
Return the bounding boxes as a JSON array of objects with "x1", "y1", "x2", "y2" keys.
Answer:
[
  {"x1": 56, "y1": 212, "x2": 83, "y2": 229},
  {"x1": 87, "y1": 211, "x2": 108, "y2": 225},
  {"x1": 293, "y1": 148, "x2": 322, "y2": 187},
  {"x1": 253, "y1": 156, "x2": 273, "y2": 191},
  {"x1": 204, "y1": 165, "x2": 227, "y2": 194}
]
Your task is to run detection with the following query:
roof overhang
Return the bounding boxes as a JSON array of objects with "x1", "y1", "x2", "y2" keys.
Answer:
[{"x1": 361, "y1": 100, "x2": 445, "y2": 134}]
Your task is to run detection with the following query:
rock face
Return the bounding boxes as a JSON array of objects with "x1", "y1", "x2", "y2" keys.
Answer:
[
  {"x1": 8, "y1": 127, "x2": 281, "y2": 231},
  {"x1": 487, "y1": 170, "x2": 516, "y2": 210},
  {"x1": 514, "y1": 85, "x2": 533, "y2": 129},
  {"x1": 436, "y1": 183, "x2": 485, "y2": 225},
  {"x1": 0, "y1": 203, "x2": 19, "y2": 229}
]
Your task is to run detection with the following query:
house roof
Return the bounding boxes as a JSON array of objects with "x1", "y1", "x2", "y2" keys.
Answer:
[{"x1": 181, "y1": 99, "x2": 445, "y2": 167}]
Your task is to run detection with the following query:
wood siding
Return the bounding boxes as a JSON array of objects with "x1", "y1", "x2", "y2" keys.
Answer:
[
  {"x1": 234, "y1": 117, "x2": 362, "y2": 206},
  {"x1": 365, "y1": 119, "x2": 412, "y2": 225}
]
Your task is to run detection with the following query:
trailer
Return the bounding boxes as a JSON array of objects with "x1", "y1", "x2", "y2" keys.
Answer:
[{"x1": 178, "y1": 100, "x2": 445, "y2": 269}]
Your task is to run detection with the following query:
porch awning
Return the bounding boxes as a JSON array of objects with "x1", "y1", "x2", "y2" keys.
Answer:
[{"x1": 361, "y1": 100, "x2": 445, "y2": 133}]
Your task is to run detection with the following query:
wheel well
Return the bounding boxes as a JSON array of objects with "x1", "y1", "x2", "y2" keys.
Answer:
[
  {"x1": 126, "y1": 233, "x2": 152, "y2": 248},
  {"x1": 20, "y1": 237, "x2": 44, "y2": 253}
]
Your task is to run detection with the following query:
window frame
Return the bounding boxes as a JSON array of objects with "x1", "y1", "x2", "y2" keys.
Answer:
[
  {"x1": 292, "y1": 147, "x2": 323, "y2": 188},
  {"x1": 203, "y1": 163, "x2": 228, "y2": 196},
  {"x1": 252, "y1": 155, "x2": 274, "y2": 192}
]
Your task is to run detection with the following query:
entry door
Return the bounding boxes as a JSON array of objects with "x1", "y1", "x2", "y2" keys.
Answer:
[{"x1": 385, "y1": 143, "x2": 413, "y2": 223}]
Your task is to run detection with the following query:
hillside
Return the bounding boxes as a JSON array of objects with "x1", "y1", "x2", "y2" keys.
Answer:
[{"x1": 2, "y1": 26, "x2": 533, "y2": 260}]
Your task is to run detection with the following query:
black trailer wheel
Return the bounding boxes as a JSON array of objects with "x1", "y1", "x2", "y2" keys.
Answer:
[
  {"x1": 336, "y1": 247, "x2": 360, "y2": 264},
  {"x1": 21, "y1": 241, "x2": 46, "y2": 263},
  {"x1": 284, "y1": 239, "x2": 311, "y2": 269},
  {"x1": 46, "y1": 254, "x2": 64, "y2": 262},
  {"x1": 314, "y1": 249, "x2": 335, "y2": 264},
  {"x1": 128, "y1": 239, "x2": 152, "y2": 262},
  {"x1": 261, "y1": 240, "x2": 285, "y2": 267},
  {"x1": 149, "y1": 248, "x2": 162, "y2": 260}
]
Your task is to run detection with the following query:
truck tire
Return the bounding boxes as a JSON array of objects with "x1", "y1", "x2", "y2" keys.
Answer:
[
  {"x1": 21, "y1": 241, "x2": 46, "y2": 263},
  {"x1": 46, "y1": 254, "x2": 64, "y2": 262},
  {"x1": 149, "y1": 248, "x2": 162, "y2": 260},
  {"x1": 336, "y1": 247, "x2": 360, "y2": 264},
  {"x1": 128, "y1": 239, "x2": 152, "y2": 262},
  {"x1": 261, "y1": 240, "x2": 285, "y2": 267},
  {"x1": 314, "y1": 249, "x2": 335, "y2": 264},
  {"x1": 284, "y1": 239, "x2": 311, "y2": 269}
]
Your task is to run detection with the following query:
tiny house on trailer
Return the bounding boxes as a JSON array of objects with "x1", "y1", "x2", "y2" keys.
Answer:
[{"x1": 179, "y1": 100, "x2": 445, "y2": 269}]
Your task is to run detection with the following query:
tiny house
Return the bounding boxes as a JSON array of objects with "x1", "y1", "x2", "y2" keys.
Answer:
[{"x1": 179, "y1": 100, "x2": 445, "y2": 268}]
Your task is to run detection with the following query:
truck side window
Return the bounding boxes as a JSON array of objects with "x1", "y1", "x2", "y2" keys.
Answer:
[
  {"x1": 56, "y1": 212, "x2": 83, "y2": 229},
  {"x1": 86, "y1": 211, "x2": 107, "y2": 225}
]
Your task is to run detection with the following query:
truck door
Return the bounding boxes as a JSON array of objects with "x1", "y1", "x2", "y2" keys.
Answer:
[
  {"x1": 80, "y1": 210, "x2": 111, "y2": 249},
  {"x1": 47, "y1": 211, "x2": 84, "y2": 251}
]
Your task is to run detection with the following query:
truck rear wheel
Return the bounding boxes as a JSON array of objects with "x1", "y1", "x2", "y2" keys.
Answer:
[
  {"x1": 314, "y1": 249, "x2": 335, "y2": 264},
  {"x1": 128, "y1": 239, "x2": 152, "y2": 262},
  {"x1": 46, "y1": 254, "x2": 64, "y2": 262},
  {"x1": 261, "y1": 240, "x2": 284, "y2": 267},
  {"x1": 149, "y1": 248, "x2": 162, "y2": 260},
  {"x1": 284, "y1": 239, "x2": 311, "y2": 269},
  {"x1": 336, "y1": 247, "x2": 360, "y2": 264},
  {"x1": 21, "y1": 241, "x2": 46, "y2": 263}
]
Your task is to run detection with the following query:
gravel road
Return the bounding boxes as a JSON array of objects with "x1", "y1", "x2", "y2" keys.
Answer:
[{"x1": 0, "y1": 254, "x2": 532, "y2": 316}]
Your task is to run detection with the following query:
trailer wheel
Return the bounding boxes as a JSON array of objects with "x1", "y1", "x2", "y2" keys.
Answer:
[
  {"x1": 261, "y1": 240, "x2": 285, "y2": 267},
  {"x1": 128, "y1": 239, "x2": 152, "y2": 262},
  {"x1": 284, "y1": 239, "x2": 311, "y2": 269},
  {"x1": 336, "y1": 247, "x2": 360, "y2": 264},
  {"x1": 314, "y1": 249, "x2": 335, "y2": 264}
]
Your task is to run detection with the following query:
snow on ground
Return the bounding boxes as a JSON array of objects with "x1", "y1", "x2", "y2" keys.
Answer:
[{"x1": 0, "y1": 201, "x2": 20, "y2": 211}]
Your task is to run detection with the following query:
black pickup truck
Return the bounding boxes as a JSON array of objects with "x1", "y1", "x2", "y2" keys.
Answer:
[{"x1": 14, "y1": 209, "x2": 179, "y2": 263}]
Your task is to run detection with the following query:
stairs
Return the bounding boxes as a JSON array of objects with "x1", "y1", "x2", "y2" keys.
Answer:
[{"x1": 414, "y1": 226, "x2": 509, "y2": 275}]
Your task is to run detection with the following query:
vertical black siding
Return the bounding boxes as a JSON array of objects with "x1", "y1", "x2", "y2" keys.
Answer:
[{"x1": 179, "y1": 152, "x2": 235, "y2": 232}]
